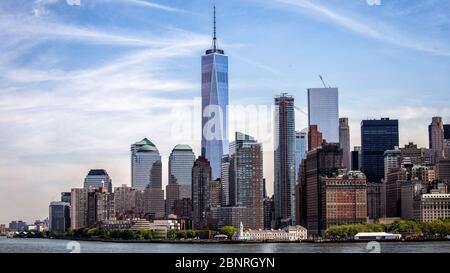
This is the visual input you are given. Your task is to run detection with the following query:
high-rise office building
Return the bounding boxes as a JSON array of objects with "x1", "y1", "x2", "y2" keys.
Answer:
[
  {"x1": 400, "y1": 142, "x2": 432, "y2": 165},
  {"x1": 94, "y1": 187, "x2": 115, "y2": 223},
  {"x1": 304, "y1": 143, "x2": 343, "y2": 235},
  {"x1": 173, "y1": 198, "x2": 192, "y2": 219},
  {"x1": 429, "y1": 117, "x2": 445, "y2": 162},
  {"x1": 71, "y1": 188, "x2": 92, "y2": 229},
  {"x1": 384, "y1": 149, "x2": 401, "y2": 181},
  {"x1": 114, "y1": 184, "x2": 142, "y2": 218},
  {"x1": 351, "y1": 146, "x2": 361, "y2": 171},
  {"x1": 165, "y1": 183, "x2": 180, "y2": 216},
  {"x1": 339, "y1": 118, "x2": 351, "y2": 170},
  {"x1": 263, "y1": 196, "x2": 274, "y2": 229},
  {"x1": 220, "y1": 155, "x2": 231, "y2": 206},
  {"x1": 444, "y1": 124, "x2": 450, "y2": 140},
  {"x1": 308, "y1": 125, "x2": 323, "y2": 152},
  {"x1": 201, "y1": 6, "x2": 229, "y2": 180},
  {"x1": 49, "y1": 201, "x2": 70, "y2": 232},
  {"x1": 192, "y1": 156, "x2": 212, "y2": 229},
  {"x1": 274, "y1": 93, "x2": 296, "y2": 227},
  {"x1": 295, "y1": 129, "x2": 308, "y2": 176},
  {"x1": 437, "y1": 159, "x2": 450, "y2": 183},
  {"x1": 307, "y1": 87, "x2": 339, "y2": 143},
  {"x1": 169, "y1": 144, "x2": 195, "y2": 199},
  {"x1": 208, "y1": 179, "x2": 222, "y2": 208},
  {"x1": 61, "y1": 192, "x2": 71, "y2": 203},
  {"x1": 361, "y1": 118, "x2": 399, "y2": 183},
  {"x1": 83, "y1": 169, "x2": 112, "y2": 192},
  {"x1": 131, "y1": 138, "x2": 153, "y2": 186},
  {"x1": 131, "y1": 139, "x2": 162, "y2": 190},
  {"x1": 231, "y1": 132, "x2": 264, "y2": 229},
  {"x1": 143, "y1": 186, "x2": 165, "y2": 219},
  {"x1": 367, "y1": 182, "x2": 383, "y2": 220}
]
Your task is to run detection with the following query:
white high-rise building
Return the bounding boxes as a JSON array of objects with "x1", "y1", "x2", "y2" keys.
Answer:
[
  {"x1": 131, "y1": 138, "x2": 162, "y2": 190},
  {"x1": 307, "y1": 88, "x2": 339, "y2": 144}
]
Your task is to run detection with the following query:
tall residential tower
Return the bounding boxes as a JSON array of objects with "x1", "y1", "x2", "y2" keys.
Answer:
[{"x1": 274, "y1": 93, "x2": 296, "y2": 227}]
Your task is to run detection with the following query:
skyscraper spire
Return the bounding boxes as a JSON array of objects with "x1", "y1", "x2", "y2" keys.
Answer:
[
  {"x1": 206, "y1": 3, "x2": 224, "y2": 55},
  {"x1": 213, "y1": 5, "x2": 217, "y2": 50}
]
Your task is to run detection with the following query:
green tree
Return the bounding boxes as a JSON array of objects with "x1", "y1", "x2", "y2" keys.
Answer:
[
  {"x1": 220, "y1": 226, "x2": 238, "y2": 239},
  {"x1": 186, "y1": 230, "x2": 196, "y2": 239},
  {"x1": 176, "y1": 230, "x2": 187, "y2": 239},
  {"x1": 167, "y1": 230, "x2": 177, "y2": 240}
]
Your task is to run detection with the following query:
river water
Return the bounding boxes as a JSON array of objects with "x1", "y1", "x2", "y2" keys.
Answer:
[
  {"x1": 0, "y1": 237, "x2": 450, "y2": 253},
  {"x1": 1, "y1": 237, "x2": 450, "y2": 253}
]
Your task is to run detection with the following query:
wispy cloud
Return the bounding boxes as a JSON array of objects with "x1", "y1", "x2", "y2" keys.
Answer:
[
  {"x1": 0, "y1": 1, "x2": 206, "y2": 223},
  {"x1": 119, "y1": 0, "x2": 183, "y2": 12},
  {"x1": 273, "y1": 0, "x2": 450, "y2": 56}
]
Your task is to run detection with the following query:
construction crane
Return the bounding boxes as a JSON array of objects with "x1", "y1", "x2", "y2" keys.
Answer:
[{"x1": 319, "y1": 75, "x2": 329, "y2": 88}]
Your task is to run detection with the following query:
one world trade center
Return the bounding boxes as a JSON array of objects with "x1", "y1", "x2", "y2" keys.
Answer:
[{"x1": 201, "y1": 6, "x2": 229, "y2": 180}]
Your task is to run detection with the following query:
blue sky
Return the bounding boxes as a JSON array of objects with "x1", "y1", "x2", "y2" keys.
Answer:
[{"x1": 0, "y1": 0, "x2": 449, "y2": 224}]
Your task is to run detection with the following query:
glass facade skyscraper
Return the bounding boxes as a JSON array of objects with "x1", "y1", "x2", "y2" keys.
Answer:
[
  {"x1": 131, "y1": 138, "x2": 162, "y2": 190},
  {"x1": 307, "y1": 88, "x2": 339, "y2": 143},
  {"x1": 83, "y1": 169, "x2": 112, "y2": 193},
  {"x1": 274, "y1": 93, "x2": 296, "y2": 227},
  {"x1": 169, "y1": 144, "x2": 195, "y2": 199},
  {"x1": 295, "y1": 129, "x2": 308, "y2": 176},
  {"x1": 361, "y1": 118, "x2": 399, "y2": 183},
  {"x1": 201, "y1": 7, "x2": 229, "y2": 180}
]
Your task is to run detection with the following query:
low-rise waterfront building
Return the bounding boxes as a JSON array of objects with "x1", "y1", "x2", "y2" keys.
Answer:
[
  {"x1": 354, "y1": 232, "x2": 401, "y2": 241},
  {"x1": 100, "y1": 219, "x2": 133, "y2": 230},
  {"x1": 233, "y1": 222, "x2": 307, "y2": 241}
]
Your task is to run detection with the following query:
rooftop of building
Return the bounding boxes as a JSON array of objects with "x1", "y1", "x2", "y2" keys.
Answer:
[
  {"x1": 49, "y1": 201, "x2": 70, "y2": 206},
  {"x1": 87, "y1": 169, "x2": 108, "y2": 176},
  {"x1": 172, "y1": 144, "x2": 193, "y2": 151},
  {"x1": 422, "y1": 193, "x2": 450, "y2": 199},
  {"x1": 137, "y1": 144, "x2": 158, "y2": 153},
  {"x1": 323, "y1": 169, "x2": 366, "y2": 179},
  {"x1": 135, "y1": 138, "x2": 155, "y2": 146},
  {"x1": 355, "y1": 232, "x2": 401, "y2": 237}
]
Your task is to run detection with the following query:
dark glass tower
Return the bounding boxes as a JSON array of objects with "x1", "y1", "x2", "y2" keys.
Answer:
[
  {"x1": 361, "y1": 118, "x2": 399, "y2": 183},
  {"x1": 201, "y1": 6, "x2": 229, "y2": 180},
  {"x1": 444, "y1": 124, "x2": 450, "y2": 140}
]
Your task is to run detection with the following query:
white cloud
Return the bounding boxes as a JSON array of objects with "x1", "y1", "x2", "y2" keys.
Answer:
[
  {"x1": 0, "y1": 4, "x2": 207, "y2": 223},
  {"x1": 66, "y1": 0, "x2": 81, "y2": 6}
]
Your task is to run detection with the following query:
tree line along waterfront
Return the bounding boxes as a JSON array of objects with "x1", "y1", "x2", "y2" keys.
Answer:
[
  {"x1": 10, "y1": 219, "x2": 450, "y2": 242},
  {"x1": 325, "y1": 219, "x2": 450, "y2": 239},
  {"x1": 12, "y1": 226, "x2": 239, "y2": 242}
]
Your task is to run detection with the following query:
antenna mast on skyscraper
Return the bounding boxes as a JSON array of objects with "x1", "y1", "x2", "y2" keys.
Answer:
[
  {"x1": 319, "y1": 75, "x2": 330, "y2": 88},
  {"x1": 213, "y1": 3, "x2": 217, "y2": 50}
]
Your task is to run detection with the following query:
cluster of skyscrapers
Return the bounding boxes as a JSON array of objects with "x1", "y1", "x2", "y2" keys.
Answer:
[{"x1": 45, "y1": 8, "x2": 450, "y2": 237}]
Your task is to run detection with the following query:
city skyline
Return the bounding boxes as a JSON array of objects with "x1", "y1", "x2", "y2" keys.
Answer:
[{"x1": 1, "y1": 0, "x2": 450, "y2": 224}]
